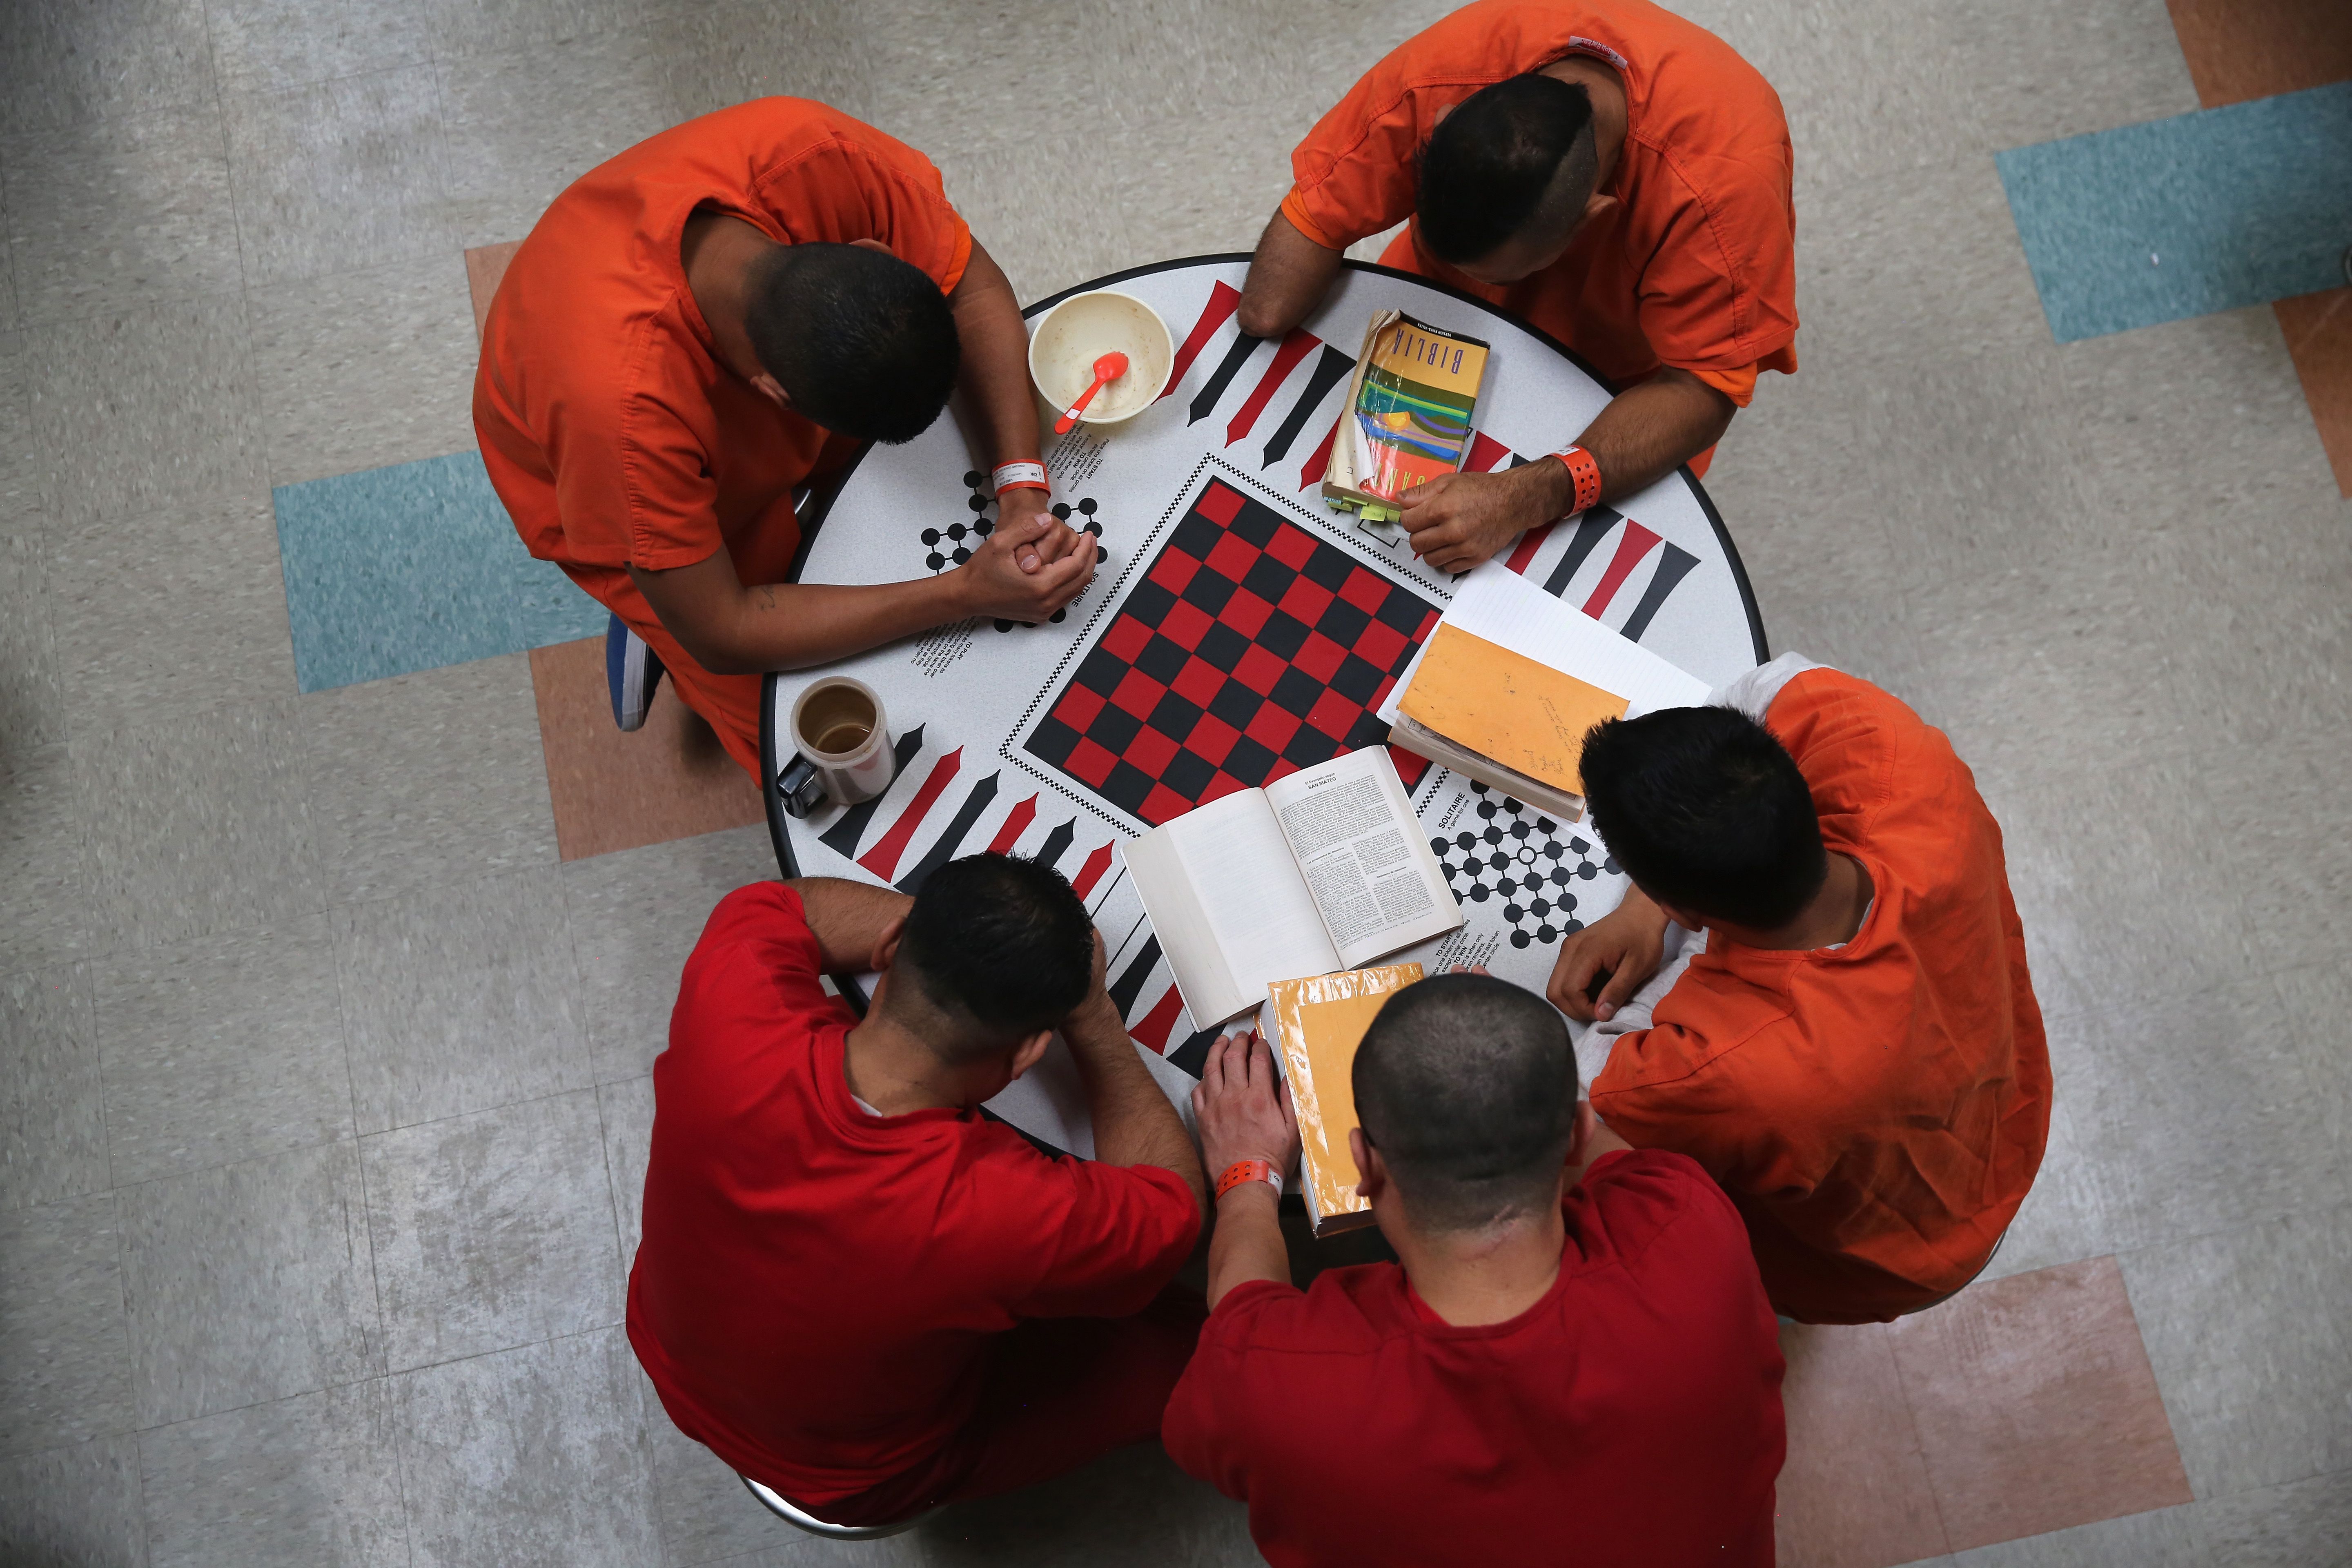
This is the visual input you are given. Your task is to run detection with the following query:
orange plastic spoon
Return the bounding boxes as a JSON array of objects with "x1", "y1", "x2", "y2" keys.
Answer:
[{"x1": 1053, "y1": 351, "x2": 1129, "y2": 434}]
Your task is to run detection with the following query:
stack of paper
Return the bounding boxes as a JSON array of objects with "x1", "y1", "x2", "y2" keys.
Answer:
[{"x1": 1378, "y1": 563, "x2": 1711, "y2": 818}]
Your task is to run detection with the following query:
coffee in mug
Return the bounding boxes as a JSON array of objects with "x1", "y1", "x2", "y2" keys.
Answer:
[{"x1": 786, "y1": 677, "x2": 896, "y2": 811}]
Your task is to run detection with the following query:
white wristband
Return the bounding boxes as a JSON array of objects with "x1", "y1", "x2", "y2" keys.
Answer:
[{"x1": 991, "y1": 461, "x2": 1049, "y2": 495}]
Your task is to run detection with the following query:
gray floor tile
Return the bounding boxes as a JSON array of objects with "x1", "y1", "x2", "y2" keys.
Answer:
[
  {"x1": 0, "y1": 0, "x2": 216, "y2": 135},
  {"x1": 0, "y1": 962, "x2": 109, "y2": 1211},
  {"x1": 597, "y1": 1076, "x2": 650, "y2": 1292},
  {"x1": 0, "y1": 523, "x2": 67, "y2": 749},
  {"x1": 74, "y1": 696, "x2": 326, "y2": 951},
  {"x1": 22, "y1": 292, "x2": 267, "y2": 527},
  {"x1": 423, "y1": 0, "x2": 643, "y2": 62},
  {"x1": 91, "y1": 919, "x2": 353, "y2": 1186},
  {"x1": 50, "y1": 491, "x2": 301, "y2": 740},
  {"x1": 361, "y1": 1089, "x2": 619, "y2": 1372},
  {"x1": 2056, "y1": 976, "x2": 2334, "y2": 1254},
  {"x1": 0, "y1": 742, "x2": 94, "y2": 969},
  {"x1": 390, "y1": 1326, "x2": 660, "y2": 1568},
  {"x1": 1951, "y1": 1500, "x2": 2202, "y2": 1568},
  {"x1": 303, "y1": 655, "x2": 557, "y2": 910},
  {"x1": 0, "y1": 1190, "x2": 133, "y2": 1457},
  {"x1": 650, "y1": 0, "x2": 878, "y2": 128},
  {"x1": 0, "y1": 330, "x2": 41, "y2": 517},
  {"x1": 223, "y1": 65, "x2": 457, "y2": 290},
  {"x1": 561, "y1": 824, "x2": 773, "y2": 1084},
  {"x1": 139, "y1": 1380, "x2": 409, "y2": 1568},
  {"x1": 245, "y1": 252, "x2": 481, "y2": 488},
  {"x1": 1994, "y1": 752, "x2": 2252, "y2": 1029},
  {"x1": 334, "y1": 865, "x2": 588, "y2": 1133},
  {"x1": 2202, "y1": 725, "x2": 2352, "y2": 981},
  {"x1": 207, "y1": 0, "x2": 432, "y2": 94},
  {"x1": 648, "y1": 1399, "x2": 928, "y2": 1568},
  {"x1": 2193, "y1": 1468, "x2": 2352, "y2": 1568},
  {"x1": 2272, "y1": 962, "x2": 2352, "y2": 1176},
  {"x1": 436, "y1": 28, "x2": 694, "y2": 250},
  {"x1": 118, "y1": 1140, "x2": 383, "y2": 1428},
  {"x1": 2122, "y1": 1203, "x2": 2352, "y2": 1498},
  {"x1": 0, "y1": 103, "x2": 242, "y2": 325},
  {"x1": 0, "y1": 1432, "x2": 146, "y2": 1568},
  {"x1": 916, "y1": 1439, "x2": 1253, "y2": 1568}
]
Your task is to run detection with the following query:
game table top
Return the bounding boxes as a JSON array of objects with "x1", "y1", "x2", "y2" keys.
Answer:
[{"x1": 762, "y1": 253, "x2": 1767, "y2": 1159}]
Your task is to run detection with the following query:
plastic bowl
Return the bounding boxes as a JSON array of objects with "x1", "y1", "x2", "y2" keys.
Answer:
[{"x1": 1027, "y1": 290, "x2": 1174, "y2": 425}]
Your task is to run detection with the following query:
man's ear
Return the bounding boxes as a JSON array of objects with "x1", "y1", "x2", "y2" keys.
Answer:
[
  {"x1": 1007, "y1": 1030, "x2": 1053, "y2": 1082},
  {"x1": 1571, "y1": 190, "x2": 1619, "y2": 239},
  {"x1": 871, "y1": 916, "x2": 906, "y2": 976},
  {"x1": 847, "y1": 236, "x2": 896, "y2": 257},
  {"x1": 1350, "y1": 1128, "x2": 1388, "y2": 1204},
  {"x1": 1651, "y1": 895, "x2": 1706, "y2": 933},
  {"x1": 1563, "y1": 1100, "x2": 1599, "y2": 1177},
  {"x1": 748, "y1": 371, "x2": 791, "y2": 411}
]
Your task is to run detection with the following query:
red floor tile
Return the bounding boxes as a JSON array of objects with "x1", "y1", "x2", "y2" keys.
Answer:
[
  {"x1": 466, "y1": 241, "x2": 523, "y2": 341},
  {"x1": 1776, "y1": 1322, "x2": 1948, "y2": 1568},
  {"x1": 529, "y1": 635, "x2": 765, "y2": 862},
  {"x1": 2164, "y1": 0, "x2": 2352, "y2": 109}
]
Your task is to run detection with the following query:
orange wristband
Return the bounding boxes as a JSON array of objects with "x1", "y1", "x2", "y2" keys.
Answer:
[
  {"x1": 1552, "y1": 443, "x2": 1603, "y2": 515},
  {"x1": 1216, "y1": 1159, "x2": 1282, "y2": 1200}
]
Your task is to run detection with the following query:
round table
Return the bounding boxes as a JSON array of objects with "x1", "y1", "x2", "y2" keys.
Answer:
[{"x1": 764, "y1": 254, "x2": 1766, "y2": 1157}]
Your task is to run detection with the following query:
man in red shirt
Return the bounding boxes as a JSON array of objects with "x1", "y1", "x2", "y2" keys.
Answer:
[
  {"x1": 1164, "y1": 974, "x2": 1784, "y2": 1568},
  {"x1": 627, "y1": 856, "x2": 1207, "y2": 1527},
  {"x1": 1551, "y1": 657, "x2": 2052, "y2": 1322},
  {"x1": 1238, "y1": 2, "x2": 1798, "y2": 570},
  {"x1": 476, "y1": 99, "x2": 1094, "y2": 775}
]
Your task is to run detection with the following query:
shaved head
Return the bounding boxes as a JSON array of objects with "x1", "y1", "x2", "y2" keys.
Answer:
[{"x1": 1416, "y1": 74, "x2": 1600, "y2": 269}]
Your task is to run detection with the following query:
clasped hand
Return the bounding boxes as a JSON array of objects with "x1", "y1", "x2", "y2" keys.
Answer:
[{"x1": 956, "y1": 492, "x2": 1096, "y2": 623}]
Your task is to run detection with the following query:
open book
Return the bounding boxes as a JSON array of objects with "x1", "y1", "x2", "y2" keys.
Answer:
[{"x1": 1123, "y1": 749, "x2": 1463, "y2": 1025}]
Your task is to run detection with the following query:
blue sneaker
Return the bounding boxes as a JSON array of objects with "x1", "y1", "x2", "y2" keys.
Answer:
[{"x1": 605, "y1": 614, "x2": 664, "y2": 732}]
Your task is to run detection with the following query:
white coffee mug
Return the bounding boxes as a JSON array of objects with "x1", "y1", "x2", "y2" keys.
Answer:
[{"x1": 788, "y1": 677, "x2": 895, "y2": 809}]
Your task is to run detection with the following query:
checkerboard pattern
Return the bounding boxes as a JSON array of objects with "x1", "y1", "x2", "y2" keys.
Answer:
[{"x1": 1024, "y1": 479, "x2": 1437, "y2": 824}]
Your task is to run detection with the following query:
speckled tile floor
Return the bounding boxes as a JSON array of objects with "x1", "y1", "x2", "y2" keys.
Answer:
[{"x1": 0, "y1": 2, "x2": 2347, "y2": 1565}]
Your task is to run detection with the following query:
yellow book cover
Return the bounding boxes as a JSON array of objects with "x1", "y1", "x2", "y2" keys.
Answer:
[
  {"x1": 1265, "y1": 963, "x2": 1423, "y2": 1236},
  {"x1": 1397, "y1": 622, "x2": 1629, "y2": 797}
]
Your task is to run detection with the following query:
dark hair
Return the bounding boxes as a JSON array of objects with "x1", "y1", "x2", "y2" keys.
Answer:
[
  {"x1": 1417, "y1": 74, "x2": 1599, "y2": 265},
  {"x1": 1579, "y1": 706, "x2": 1827, "y2": 929},
  {"x1": 744, "y1": 243, "x2": 959, "y2": 443},
  {"x1": 1352, "y1": 973, "x2": 1578, "y2": 1232},
  {"x1": 893, "y1": 855, "x2": 1094, "y2": 1058}
]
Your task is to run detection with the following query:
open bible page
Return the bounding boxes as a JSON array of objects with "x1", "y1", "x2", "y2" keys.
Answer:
[
  {"x1": 1265, "y1": 750, "x2": 1463, "y2": 969},
  {"x1": 1125, "y1": 789, "x2": 1343, "y2": 1025}
]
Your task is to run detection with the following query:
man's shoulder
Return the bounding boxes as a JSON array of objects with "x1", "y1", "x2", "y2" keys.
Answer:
[
  {"x1": 1569, "y1": 1148, "x2": 1758, "y2": 1285},
  {"x1": 1201, "y1": 1266, "x2": 1404, "y2": 1359}
]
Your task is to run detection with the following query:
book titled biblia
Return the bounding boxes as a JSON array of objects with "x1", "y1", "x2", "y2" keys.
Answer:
[
  {"x1": 1322, "y1": 310, "x2": 1491, "y2": 530},
  {"x1": 1377, "y1": 562, "x2": 1712, "y2": 820},
  {"x1": 1265, "y1": 963, "x2": 1421, "y2": 1237},
  {"x1": 1122, "y1": 749, "x2": 1463, "y2": 1026}
]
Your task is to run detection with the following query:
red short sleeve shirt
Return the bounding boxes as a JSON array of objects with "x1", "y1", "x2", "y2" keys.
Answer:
[
  {"x1": 625, "y1": 884, "x2": 1200, "y2": 1506},
  {"x1": 1280, "y1": 0, "x2": 1797, "y2": 391},
  {"x1": 1163, "y1": 1150, "x2": 1786, "y2": 1568},
  {"x1": 473, "y1": 98, "x2": 973, "y2": 612}
]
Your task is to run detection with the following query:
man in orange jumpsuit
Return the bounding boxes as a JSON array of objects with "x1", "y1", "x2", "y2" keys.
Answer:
[
  {"x1": 1551, "y1": 656, "x2": 2052, "y2": 1323},
  {"x1": 1240, "y1": 1, "x2": 1798, "y2": 572},
  {"x1": 475, "y1": 98, "x2": 1092, "y2": 777}
]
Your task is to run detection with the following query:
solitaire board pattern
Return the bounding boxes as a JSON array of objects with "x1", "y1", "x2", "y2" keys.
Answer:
[
  {"x1": 1432, "y1": 782, "x2": 1619, "y2": 949},
  {"x1": 1022, "y1": 477, "x2": 1438, "y2": 826},
  {"x1": 920, "y1": 474, "x2": 1109, "y2": 632}
]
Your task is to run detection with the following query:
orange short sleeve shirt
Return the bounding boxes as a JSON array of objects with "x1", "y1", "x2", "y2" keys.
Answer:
[
  {"x1": 472, "y1": 98, "x2": 972, "y2": 607},
  {"x1": 1281, "y1": 0, "x2": 1798, "y2": 395},
  {"x1": 1589, "y1": 672, "x2": 2053, "y2": 1324}
]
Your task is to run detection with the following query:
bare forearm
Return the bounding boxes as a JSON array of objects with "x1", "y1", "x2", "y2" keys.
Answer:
[
  {"x1": 950, "y1": 242, "x2": 1045, "y2": 470},
  {"x1": 1066, "y1": 1004, "x2": 1207, "y2": 1210},
  {"x1": 1567, "y1": 370, "x2": 1737, "y2": 503},
  {"x1": 641, "y1": 571, "x2": 972, "y2": 676},
  {"x1": 1205, "y1": 1187, "x2": 1290, "y2": 1309},
  {"x1": 786, "y1": 877, "x2": 913, "y2": 971},
  {"x1": 1238, "y1": 210, "x2": 1343, "y2": 339}
]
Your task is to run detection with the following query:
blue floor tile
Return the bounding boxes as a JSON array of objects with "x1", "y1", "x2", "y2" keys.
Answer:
[
  {"x1": 274, "y1": 451, "x2": 606, "y2": 693},
  {"x1": 1998, "y1": 82, "x2": 2352, "y2": 344}
]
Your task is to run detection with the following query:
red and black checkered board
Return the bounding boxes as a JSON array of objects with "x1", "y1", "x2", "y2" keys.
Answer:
[{"x1": 1022, "y1": 478, "x2": 1438, "y2": 825}]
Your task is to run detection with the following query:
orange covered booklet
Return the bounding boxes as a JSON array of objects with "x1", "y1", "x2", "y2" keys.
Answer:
[{"x1": 1265, "y1": 963, "x2": 1423, "y2": 1237}]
